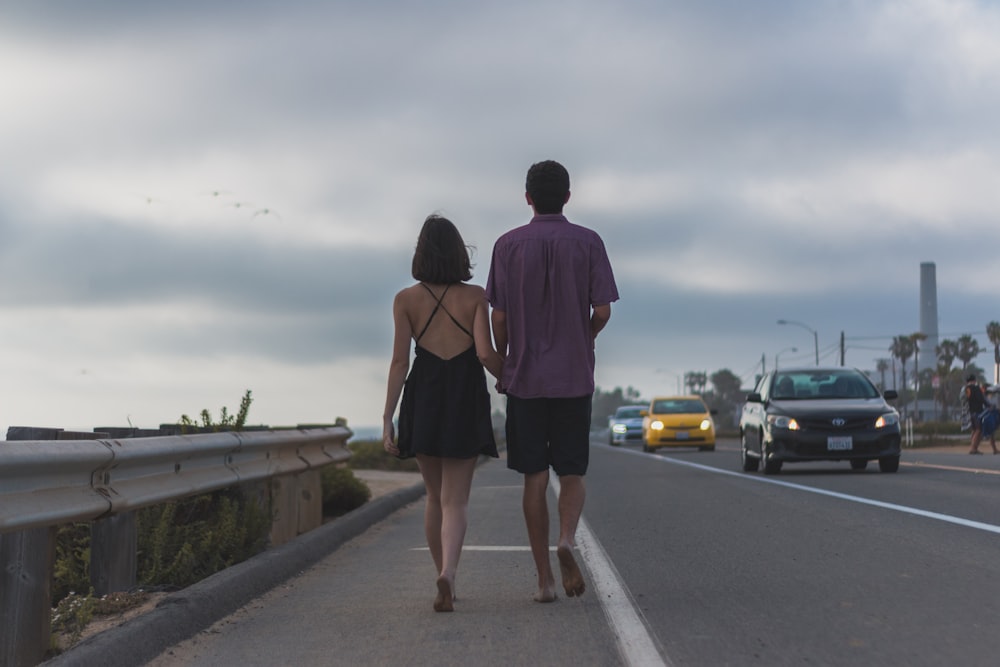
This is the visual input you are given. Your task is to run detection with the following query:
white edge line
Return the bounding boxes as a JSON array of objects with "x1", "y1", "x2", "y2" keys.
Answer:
[
  {"x1": 615, "y1": 447, "x2": 1000, "y2": 536},
  {"x1": 551, "y1": 475, "x2": 670, "y2": 667}
]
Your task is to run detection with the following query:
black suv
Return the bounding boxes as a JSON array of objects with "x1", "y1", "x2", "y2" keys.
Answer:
[{"x1": 739, "y1": 367, "x2": 901, "y2": 474}]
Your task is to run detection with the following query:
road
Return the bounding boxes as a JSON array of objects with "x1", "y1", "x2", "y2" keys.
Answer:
[
  {"x1": 585, "y1": 437, "x2": 1000, "y2": 665},
  {"x1": 96, "y1": 437, "x2": 1000, "y2": 666}
]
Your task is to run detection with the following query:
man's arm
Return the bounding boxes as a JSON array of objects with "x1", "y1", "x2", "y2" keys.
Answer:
[
  {"x1": 591, "y1": 303, "x2": 611, "y2": 341},
  {"x1": 491, "y1": 308, "x2": 508, "y2": 357}
]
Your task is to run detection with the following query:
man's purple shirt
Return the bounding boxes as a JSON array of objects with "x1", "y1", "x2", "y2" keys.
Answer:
[{"x1": 486, "y1": 213, "x2": 619, "y2": 398}]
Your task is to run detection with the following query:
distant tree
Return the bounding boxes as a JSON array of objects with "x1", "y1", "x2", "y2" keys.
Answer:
[
  {"x1": 889, "y1": 335, "x2": 915, "y2": 410},
  {"x1": 987, "y1": 321, "x2": 1000, "y2": 384},
  {"x1": 709, "y1": 369, "x2": 743, "y2": 404},
  {"x1": 956, "y1": 334, "x2": 982, "y2": 369},
  {"x1": 910, "y1": 332, "x2": 928, "y2": 415},
  {"x1": 936, "y1": 339, "x2": 958, "y2": 372},
  {"x1": 591, "y1": 386, "x2": 644, "y2": 430},
  {"x1": 684, "y1": 371, "x2": 708, "y2": 394},
  {"x1": 875, "y1": 358, "x2": 891, "y2": 391}
]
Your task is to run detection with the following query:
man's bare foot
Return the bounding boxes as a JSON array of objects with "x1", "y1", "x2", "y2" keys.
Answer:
[
  {"x1": 557, "y1": 545, "x2": 585, "y2": 597},
  {"x1": 434, "y1": 576, "x2": 454, "y2": 612}
]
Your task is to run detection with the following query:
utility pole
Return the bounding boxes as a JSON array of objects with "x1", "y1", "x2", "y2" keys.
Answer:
[{"x1": 840, "y1": 331, "x2": 845, "y2": 366}]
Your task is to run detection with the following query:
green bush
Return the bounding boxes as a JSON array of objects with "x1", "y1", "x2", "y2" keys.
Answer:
[
  {"x1": 320, "y1": 466, "x2": 372, "y2": 517},
  {"x1": 52, "y1": 523, "x2": 92, "y2": 604},
  {"x1": 346, "y1": 438, "x2": 420, "y2": 472},
  {"x1": 136, "y1": 486, "x2": 271, "y2": 589}
]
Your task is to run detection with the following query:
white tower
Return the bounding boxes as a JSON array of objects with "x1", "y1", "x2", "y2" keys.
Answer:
[{"x1": 919, "y1": 262, "x2": 939, "y2": 373}]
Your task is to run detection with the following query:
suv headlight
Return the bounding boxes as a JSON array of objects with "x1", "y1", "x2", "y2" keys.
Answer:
[
  {"x1": 612, "y1": 424, "x2": 627, "y2": 434},
  {"x1": 767, "y1": 414, "x2": 800, "y2": 430},
  {"x1": 875, "y1": 412, "x2": 899, "y2": 429}
]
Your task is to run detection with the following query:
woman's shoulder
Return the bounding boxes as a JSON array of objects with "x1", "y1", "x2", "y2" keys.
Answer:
[
  {"x1": 394, "y1": 283, "x2": 425, "y2": 303},
  {"x1": 456, "y1": 282, "x2": 488, "y2": 301}
]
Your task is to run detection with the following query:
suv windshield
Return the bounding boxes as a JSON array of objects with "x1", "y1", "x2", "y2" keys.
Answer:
[
  {"x1": 771, "y1": 370, "x2": 879, "y2": 400},
  {"x1": 615, "y1": 407, "x2": 643, "y2": 419}
]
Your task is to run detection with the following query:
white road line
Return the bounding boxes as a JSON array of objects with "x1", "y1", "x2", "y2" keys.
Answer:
[
  {"x1": 550, "y1": 476, "x2": 670, "y2": 667},
  {"x1": 619, "y1": 447, "x2": 1000, "y2": 536},
  {"x1": 901, "y1": 460, "x2": 1000, "y2": 475}
]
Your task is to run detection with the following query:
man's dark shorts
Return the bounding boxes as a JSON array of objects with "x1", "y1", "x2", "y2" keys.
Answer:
[{"x1": 505, "y1": 394, "x2": 592, "y2": 476}]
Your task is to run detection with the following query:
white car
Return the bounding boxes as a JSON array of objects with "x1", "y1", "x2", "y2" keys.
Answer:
[{"x1": 608, "y1": 405, "x2": 646, "y2": 446}]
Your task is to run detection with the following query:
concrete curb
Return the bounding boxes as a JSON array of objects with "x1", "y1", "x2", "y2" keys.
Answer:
[{"x1": 45, "y1": 481, "x2": 427, "y2": 667}]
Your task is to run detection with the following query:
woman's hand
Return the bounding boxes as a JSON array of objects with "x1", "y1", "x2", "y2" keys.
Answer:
[{"x1": 383, "y1": 419, "x2": 399, "y2": 456}]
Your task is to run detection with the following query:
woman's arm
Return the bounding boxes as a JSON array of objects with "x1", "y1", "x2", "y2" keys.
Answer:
[
  {"x1": 382, "y1": 291, "x2": 412, "y2": 455},
  {"x1": 473, "y1": 292, "x2": 503, "y2": 380}
]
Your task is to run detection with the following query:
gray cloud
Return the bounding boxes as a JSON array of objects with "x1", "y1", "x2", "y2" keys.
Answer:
[{"x1": 3, "y1": 0, "x2": 1000, "y2": 431}]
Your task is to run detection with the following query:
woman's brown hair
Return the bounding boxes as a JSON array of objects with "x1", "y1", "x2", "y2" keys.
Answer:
[{"x1": 411, "y1": 214, "x2": 473, "y2": 283}]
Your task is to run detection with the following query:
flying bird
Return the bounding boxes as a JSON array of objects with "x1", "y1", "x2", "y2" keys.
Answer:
[
  {"x1": 252, "y1": 208, "x2": 282, "y2": 221},
  {"x1": 200, "y1": 189, "x2": 233, "y2": 199}
]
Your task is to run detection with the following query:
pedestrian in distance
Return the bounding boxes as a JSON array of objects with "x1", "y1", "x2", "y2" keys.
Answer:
[
  {"x1": 979, "y1": 382, "x2": 999, "y2": 454},
  {"x1": 486, "y1": 160, "x2": 619, "y2": 603},
  {"x1": 960, "y1": 374, "x2": 997, "y2": 455},
  {"x1": 382, "y1": 214, "x2": 504, "y2": 612}
]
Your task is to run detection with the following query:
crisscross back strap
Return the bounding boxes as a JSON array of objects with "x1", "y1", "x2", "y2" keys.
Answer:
[{"x1": 415, "y1": 283, "x2": 473, "y2": 342}]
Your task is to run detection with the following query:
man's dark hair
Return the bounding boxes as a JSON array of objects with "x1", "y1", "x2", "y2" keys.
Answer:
[
  {"x1": 411, "y1": 214, "x2": 473, "y2": 283},
  {"x1": 526, "y1": 160, "x2": 570, "y2": 214}
]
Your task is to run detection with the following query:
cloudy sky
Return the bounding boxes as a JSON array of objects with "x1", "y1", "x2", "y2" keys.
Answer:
[{"x1": 2, "y1": 0, "x2": 1000, "y2": 437}]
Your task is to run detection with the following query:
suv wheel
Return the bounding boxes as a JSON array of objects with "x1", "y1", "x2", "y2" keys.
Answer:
[
  {"x1": 878, "y1": 455, "x2": 900, "y2": 473},
  {"x1": 741, "y1": 433, "x2": 759, "y2": 472}
]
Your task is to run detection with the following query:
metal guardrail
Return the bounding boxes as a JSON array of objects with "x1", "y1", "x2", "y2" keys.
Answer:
[
  {"x1": 0, "y1": 426, "x2": 353, "y2": 667},
  {"x1": 0, "y1": 426, "x2": 352, "y2": 533}
]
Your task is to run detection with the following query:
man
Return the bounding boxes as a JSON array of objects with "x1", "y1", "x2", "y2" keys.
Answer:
[
  {"x1": 961, "y1": 374, "x2": 993, "y2": 454},
  {"x1": 486, "y1": 160, "x2": 619, "y2": 602}
]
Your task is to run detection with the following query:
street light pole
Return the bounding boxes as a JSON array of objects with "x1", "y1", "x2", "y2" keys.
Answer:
[
  {"x1": 777, "y1": 319, "x2": 819, "y2": 366},
  {"x1": 775, "y1": 346, "x2": 797, "y2": 370}
]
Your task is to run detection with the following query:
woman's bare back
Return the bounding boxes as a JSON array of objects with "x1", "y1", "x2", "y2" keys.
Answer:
[{"x1": 403, "y1": 282, "x2": 484, "y2": 360}]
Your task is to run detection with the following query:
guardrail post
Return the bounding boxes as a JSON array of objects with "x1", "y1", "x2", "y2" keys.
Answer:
[
  {"x1": 0, "y1": 526, "x2": 57, "y2": 667},
  {"x1": 269, "y1": 470, "x2": 323, "y2": 547},
  {"x1": 90, "y1": 512, "x2": 137, "y2": 596}
]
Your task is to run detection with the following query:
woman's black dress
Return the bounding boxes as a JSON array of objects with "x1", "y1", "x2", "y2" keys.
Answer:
[{"x1": 396, "y1": 285, "x2": 498, "y2": 460}]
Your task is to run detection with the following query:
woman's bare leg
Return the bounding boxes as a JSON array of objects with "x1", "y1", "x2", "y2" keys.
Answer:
[
  {"x1": 434, "y1": 456, "x2": 477, "y2": 611},
  {"x1": 416, "y1": 455, "x2": 444, "y2": 575}
]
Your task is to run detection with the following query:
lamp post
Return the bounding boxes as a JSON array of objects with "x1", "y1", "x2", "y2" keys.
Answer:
[
  {"x1": 777, "y1": 319, "x2": 819, "y2": 366},
  {"x1": 654, "y1": 369, "x2": 682, "y2": 394},
  {"x1": 775, "y1": 346, "x2": 797, "y2": 370}
]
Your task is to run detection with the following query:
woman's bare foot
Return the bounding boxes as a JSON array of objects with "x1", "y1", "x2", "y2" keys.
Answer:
[
  {"x1": 533, "y1": 587, "x2": 558, "y2": 603},
  {"x1": 434, "y1": 576, "x2": 454, "y2": 612},
  {"x1": 557, "y1": 545, "x2": 586, "y2": 597}
]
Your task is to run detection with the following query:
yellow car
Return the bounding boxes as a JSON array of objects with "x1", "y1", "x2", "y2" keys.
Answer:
[{"x1": 641, "y1": 395, "x2": 716, "y2": 452}]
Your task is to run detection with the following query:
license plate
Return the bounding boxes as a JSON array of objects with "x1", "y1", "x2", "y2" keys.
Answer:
[
  {"x1": 827, "y1": 436, "x2": 853, "y2": 451},
  {"x1": 675, "y1": 431, "x2": 689, "y2": 440}
]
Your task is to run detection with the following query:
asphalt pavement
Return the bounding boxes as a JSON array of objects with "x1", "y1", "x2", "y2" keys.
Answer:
[{"x1": 47, "y1": 456, "x2": 629, "y2": 667}]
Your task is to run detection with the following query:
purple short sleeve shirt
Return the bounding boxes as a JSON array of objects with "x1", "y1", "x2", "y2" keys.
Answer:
[{"x1": 486, "y1": 214, "x2": 619, "y2": 398}]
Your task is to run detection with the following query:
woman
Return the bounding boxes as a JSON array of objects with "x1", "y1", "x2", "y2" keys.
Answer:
[{"x1": 382, "y1": 214, "x2": 503, "y2": 612}]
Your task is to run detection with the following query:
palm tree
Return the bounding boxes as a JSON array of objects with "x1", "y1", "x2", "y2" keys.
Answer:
[
  {"x1": 956, "y1": 334, "x2": 982, "y2": 369},
  {"x1": 936, "y1": 339, "x2": 958, "y2": 372},
  {"x1": 890, "y1": 335, "x2": 915, "y2": 405},
  {"x1": 909, "y1": 332, "x2": 928, "y2": 418},
  {"x1": 987, "y1": 321, "x2": 1000, "y2": 385},
  {"x1": 876, "y1": 358, "x2": 891, "y2": 391},
  {"x1": 684, "y1": 371, "x2": 707, "y2": 395},
  {"x1": 935, "y1": 339, "x2": 959, "y2": 421},
  {"x1": 889, "y1": 336, "x2": 913, "y2": 390}
]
